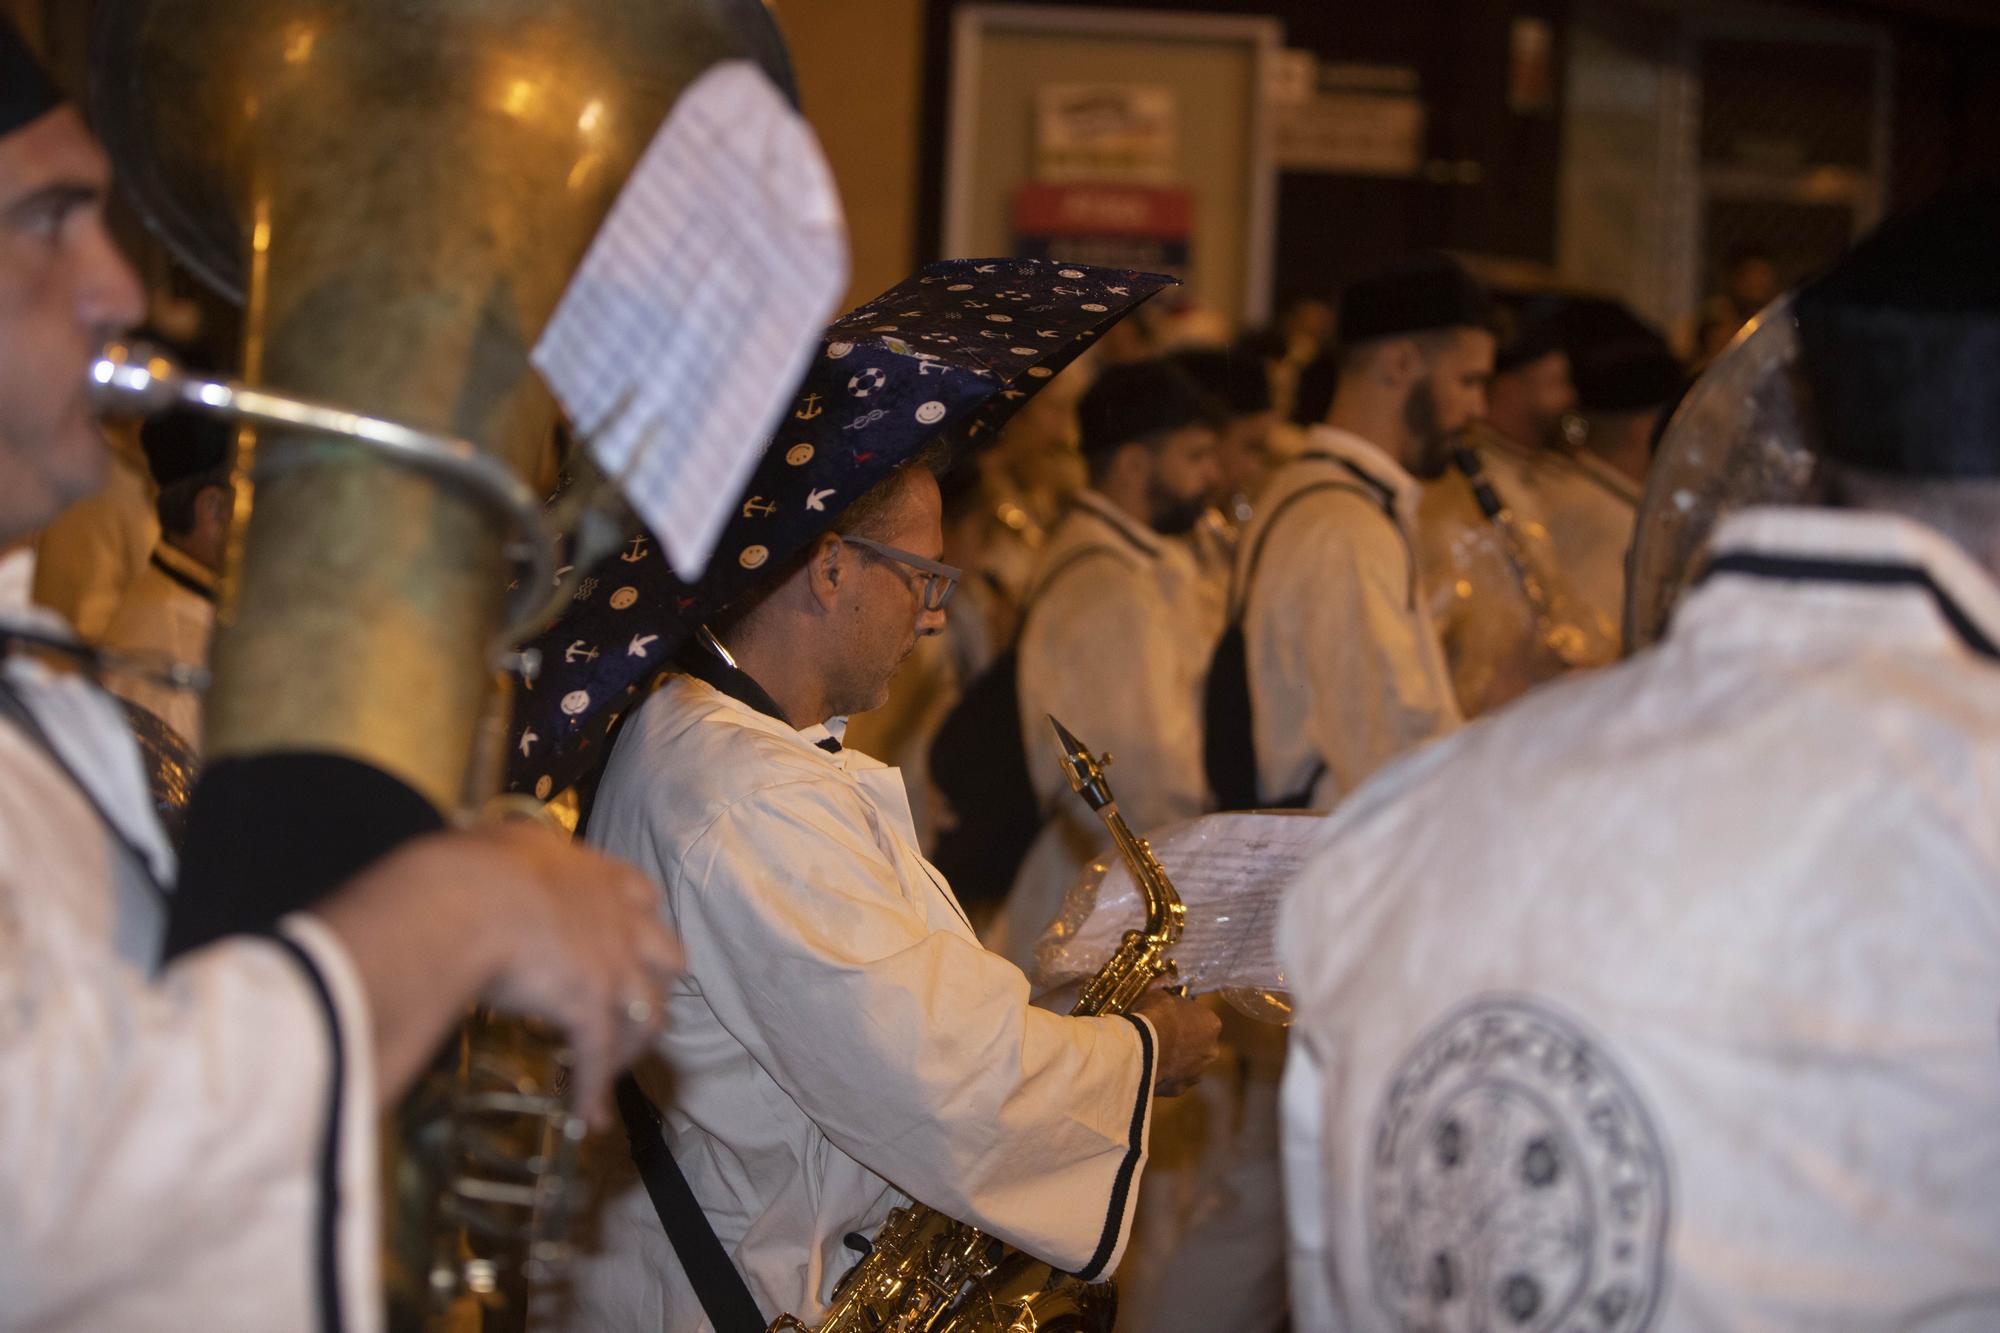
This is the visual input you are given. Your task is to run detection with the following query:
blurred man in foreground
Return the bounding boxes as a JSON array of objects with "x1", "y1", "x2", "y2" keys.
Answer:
[
  {"x1": 0, "y1": 24, "x2": 679, "y2": 1330},
  {"x1": 1280, "y1": 189, "x2": 2000, "y2": 1330}
]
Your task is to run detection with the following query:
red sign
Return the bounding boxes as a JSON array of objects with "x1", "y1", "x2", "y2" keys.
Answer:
[
  {"x1": 1013, "y1": 182, "x2": 1193, "y2": 240},
  {"x1": 1012, "y1": 182, "x2": 1192, "y2": 273}
]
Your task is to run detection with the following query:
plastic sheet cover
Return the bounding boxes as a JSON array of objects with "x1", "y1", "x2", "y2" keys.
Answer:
[{"x1": 1030, "y1": 810, "x2": 1326, "y2": 1023}]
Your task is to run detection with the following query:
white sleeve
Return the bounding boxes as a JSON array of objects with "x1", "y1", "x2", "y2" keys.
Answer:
[
  {"x1": 0, "y1": 897, "x2": 381, "y2": 1331},
  {"x1": 677, "y1": 781, "x2": 1155, "y2": 1279}
]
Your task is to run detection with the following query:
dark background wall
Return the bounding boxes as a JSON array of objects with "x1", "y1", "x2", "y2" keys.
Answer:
[{"x1": 917, "y1": 0, "x2": 2000, "y2": 317}]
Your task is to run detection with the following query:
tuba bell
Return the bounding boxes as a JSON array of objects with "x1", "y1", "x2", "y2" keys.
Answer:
[
  {"x1": 83, "y1": 0, "x2": 796, "y2": 1325},
  {"x1": 1624, "y1": 298, "x2": 1820, "y2": 652}
]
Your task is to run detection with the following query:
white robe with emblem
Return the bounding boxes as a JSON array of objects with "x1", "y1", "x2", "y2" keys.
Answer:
[
  {"x1": 560, "y1": 675, "x2": 1156, "y2": 1332},
  {"x1": 989, "y1": 491, "x2": 1214, "y2": 969},
  {"x1": 1279, "y1": 507, "x2": 2000, "y2": 1331},
  {"x1": 1239, "y1": 428, "x2": 1460, "y2": 810},
  {"x1": 0, "y1": 553, "x2": 379, "y2": 1333}
]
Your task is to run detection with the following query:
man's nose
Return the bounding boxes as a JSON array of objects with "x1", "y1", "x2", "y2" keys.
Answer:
[
  {"x1": 79, "y1": 221, "x2": 145, "y2": 335},
  {"x1": 917, "y1": 601, "x2": 947, "y2": 638}
]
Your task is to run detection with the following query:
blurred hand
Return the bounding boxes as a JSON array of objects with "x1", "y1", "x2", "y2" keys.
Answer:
[
  {"x1": 466, "y1": 824, "x2": 681, "y2": 1126},
  {"x1": 320, "y1": 823, "x2": 679, "y2": 1127},
  {"x1": 1131, "y1": 987, "x2": 1221, "y2": 1097}
]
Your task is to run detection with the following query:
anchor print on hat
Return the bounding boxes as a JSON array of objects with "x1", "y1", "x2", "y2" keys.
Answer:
[{"x1": 507, "y1": 257, "x2": 1177, "y2": 799}]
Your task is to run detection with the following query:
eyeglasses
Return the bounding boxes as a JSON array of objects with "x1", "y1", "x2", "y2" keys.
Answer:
[{"x1": 841, "y1": 536, "x2": 962, "y2": 612}]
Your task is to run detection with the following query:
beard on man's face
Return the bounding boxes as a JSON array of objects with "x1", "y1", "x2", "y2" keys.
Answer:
[
  {"x1": 1146, "y1": 480, "x2": 1210, "y2": 537},
  {"x1": 1402, "y1": 376, "x2": 1455, "y2": 480}
]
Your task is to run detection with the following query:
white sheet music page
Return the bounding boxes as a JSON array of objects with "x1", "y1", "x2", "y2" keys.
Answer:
[
  {"x1": 1033, "y1": 810, "x2": 1328, "y2": 997},
  {"x1": 533, "y1": 60, "x2": 848, "y2": 579}
]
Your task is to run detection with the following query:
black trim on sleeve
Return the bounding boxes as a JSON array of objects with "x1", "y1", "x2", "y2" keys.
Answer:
[
  {"x1": 167, "y1": 754, "x2": 446, "y2": 958},
  {"x1": 1696, "y1": 551, "x2": 2000, "y2": 661},
  {"x1": 1073, "y1": 1013, "x2": 1155, "y2": 1283},
  {"x1": 263, "y1": 931, "x2": 346, "y2": 1333}
]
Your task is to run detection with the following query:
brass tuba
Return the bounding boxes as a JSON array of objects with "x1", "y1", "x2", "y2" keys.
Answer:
[
  {"x1": 84, "y1": 0, "x2": 796, "y2": 1324},
  {"x1": 1624, "y1": 298, "x2": 1819, "y2": 652}
]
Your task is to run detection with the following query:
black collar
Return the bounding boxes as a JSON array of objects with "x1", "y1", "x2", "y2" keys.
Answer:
[
  {"x1": 677, "y1": 636, "x2": 843, "y2": 752},
  {"x1": 1697, "y1": 550, "x2": 2000, "y2": 662}
]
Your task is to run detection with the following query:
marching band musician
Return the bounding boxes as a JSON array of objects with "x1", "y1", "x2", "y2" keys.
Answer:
[
  {"x1": 1211, "y1": 254, "x2": 1491, "y2": 811},
  {"x1": 987, "y1": 359, "x2": 1221, "y2": 969},
  {"x1": 1278, "y1": 189, "x2": 2000, "y2": 1329},
  {"x1": 1173, "y1": 345, "x2": 1282, "y2": 643},
  {"x1": 97, "y1": 405, "x2": 231, "y2": 749},
  {"x1": 1416, "y1": 302, "x2": 1619, "y2": 717},
  {"x1": 1549, "y1": 301, "x2": 1682, "y2": 631},
  {"x1": 0, "y1": 25, "x2": 681, "y2": 1330},
  {"x1": 558, "y1": 444, "x2": 1221, "y2": 1330}
]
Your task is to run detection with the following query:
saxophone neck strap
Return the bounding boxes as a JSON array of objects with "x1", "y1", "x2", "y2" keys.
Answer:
[{"x1": 614, "y1": 1074, "x2": 767, "y2": 1333}]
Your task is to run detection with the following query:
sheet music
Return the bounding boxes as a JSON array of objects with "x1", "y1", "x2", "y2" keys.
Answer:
[
  {"x1": 533, "y1": 60, "x2": 848, "y2": 579},
  {"x1": 1033, "y1": 810, "x2": 1327, "y2": 996}
]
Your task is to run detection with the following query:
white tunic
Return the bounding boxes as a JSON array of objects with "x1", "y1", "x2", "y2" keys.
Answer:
[
  {"x1": 1278, "y1": 507, "x2": 2000, "y2": 1331},
  {"x1": 99, "y1": 542, "x2": 216, "y2": 750},
  {"x1": 0, "y1": 554, "x2": 380, "y2": 1332},
  {"x1": 1238, "y1": 428, "x2": 1460, "y2": 809},
  {"x1": 30, "y1": 442, "x2": 159, "y2": 641},
  {"x1": 1540, "y1": 443, "x2": 1639, "y2": 638},
  {"x1": 565, "y1": 675, "x2": 1156, "y2": 1332},
  {"x1": 990, "y1": 491, "x2": 1213, "y2": 968}
]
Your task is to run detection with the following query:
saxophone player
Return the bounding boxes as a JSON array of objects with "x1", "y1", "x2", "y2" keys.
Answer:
[
  {"x1": 0, "y1": 24, "x2": 682, "y2": 1330},
  {"x1": 553, "y1": 424, "x2": 1221, "y2": 1329}
]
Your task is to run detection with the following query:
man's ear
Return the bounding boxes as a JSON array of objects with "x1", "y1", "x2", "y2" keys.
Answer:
[
  {"x1": 195, "y1": 483, "x2": 232, "y2": 532},
  {"x1": 1107, "y1": 438, "x2": 1153, "y2": 490},
  {"x1": 804, "y1": 531, "x2": 846, "y2": 610},
  {"x1": 1379, "y1": 337, "x2": 1423, "y2": 389}
]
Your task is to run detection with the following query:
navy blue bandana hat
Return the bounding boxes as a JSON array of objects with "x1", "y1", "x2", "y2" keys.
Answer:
[
  {"x1": 507, "y1": 257, "x2": 1177, "y2": 800},
  {"x1": 1795, "y1": 183, "x2": 2000, "y2": 478},
  {"x1": 0, "y1": 16, "x2": 62, "y2": 136},
  {"x1": 1338, "y1": 252, "x2": 1492, "y2": 347}
]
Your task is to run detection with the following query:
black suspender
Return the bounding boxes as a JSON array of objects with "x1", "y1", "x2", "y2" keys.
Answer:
[
  {"x1": 598, "y1": 644, "x2": 772, "y2": 1331},
  {"x1": 614, "y1": 1076, "x2": 767, "y2": 1333}
]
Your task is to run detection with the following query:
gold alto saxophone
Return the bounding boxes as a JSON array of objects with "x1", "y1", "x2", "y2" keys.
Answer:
[{"x1": 771, "y1": 716, "x2": 1186, "y2": 1333}]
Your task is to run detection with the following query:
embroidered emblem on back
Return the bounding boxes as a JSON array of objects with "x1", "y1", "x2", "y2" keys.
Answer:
[{"x1": 1368, "y1": 997, "x2": 1670, "y2": 1332}]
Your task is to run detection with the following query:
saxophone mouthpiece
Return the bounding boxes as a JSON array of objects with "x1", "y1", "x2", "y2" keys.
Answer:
[{"x1": 1047, "y1": 714, "x2": 1113, "y2": 809}]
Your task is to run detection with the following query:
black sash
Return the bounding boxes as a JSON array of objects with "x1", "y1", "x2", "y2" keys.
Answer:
[
  {"x1": 1202, "y1": 455, "x2": 1399, "y2": 810},
  {"x1": 604, "y1": 634, "x2": 775, "y2": 1333}
]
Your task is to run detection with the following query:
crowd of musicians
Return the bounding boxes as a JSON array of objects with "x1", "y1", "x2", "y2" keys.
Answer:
[{"x1": 4, "y1": 14, "x2": 1999, "y2": 1333}]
